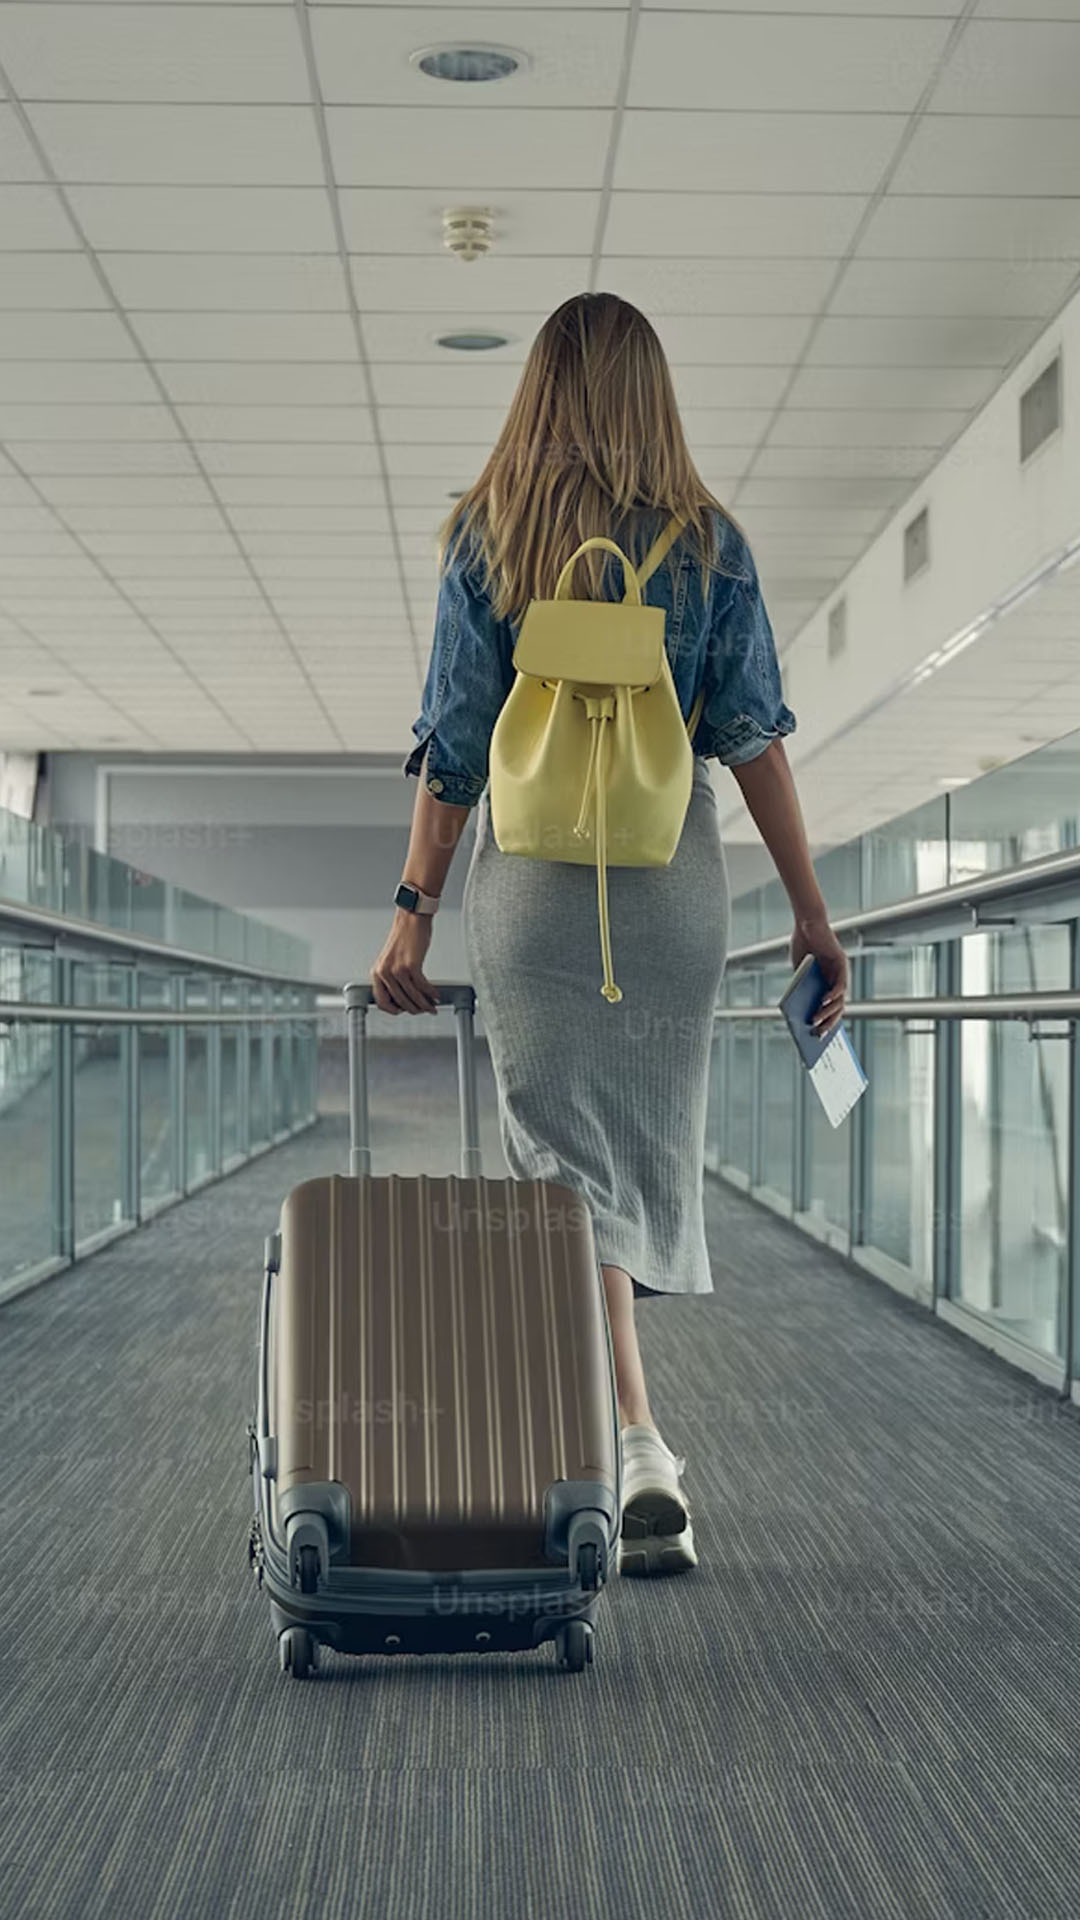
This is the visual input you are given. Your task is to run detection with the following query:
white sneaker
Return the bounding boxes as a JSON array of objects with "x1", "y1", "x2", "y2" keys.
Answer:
[{"x1": 617, "y1": 1424, "x2": 698, "y2": 1576}]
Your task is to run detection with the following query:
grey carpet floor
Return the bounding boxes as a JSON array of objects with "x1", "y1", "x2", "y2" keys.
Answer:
[{"x1": 2, "y1": 1037, "x2": 1079, "y2": 1920}]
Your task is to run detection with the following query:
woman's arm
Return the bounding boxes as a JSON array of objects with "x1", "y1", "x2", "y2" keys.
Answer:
[
  {"x1": 729, "y1": 737, "x2": 826, "y2": 925},
  {"x1": 370, "y1": 771, "x2": 471, "y2": 1015},
  {"x1": 730, "y1": 739, "x2": 850, "y2": 1036}
]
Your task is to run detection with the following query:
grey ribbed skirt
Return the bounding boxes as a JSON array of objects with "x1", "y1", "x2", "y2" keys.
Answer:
[{"x1": 462, "y1": 755, "x2": 730, "y2": 1299}]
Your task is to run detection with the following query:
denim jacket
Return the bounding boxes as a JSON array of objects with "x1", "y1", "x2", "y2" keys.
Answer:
[{"x1": 403, "y1": 507, "x2": 796, "y2": 808}]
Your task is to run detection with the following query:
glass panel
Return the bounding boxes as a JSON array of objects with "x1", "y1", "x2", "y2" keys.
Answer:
[
  {"x1": 760, "y1": 960, "x2": 796, "y2": 1202},
  {"x1": 220, "y1": 980, "x2": 242, "y2": 1162},
  {"x1": 0, "y1": 945, "x2": 55, "y2": 1286},
  {"x1": 955, "y1": 926, "x2": 1070, "y2": 1361},
  {"x1": 864, "y1": 796, "x2": 949, "y2": 910},
  {"x1": 184, "y1": 975, "x2": 212, "y2": 1186},
  {"x1": 272, "y1": 986, "x2": 289, "y2": 1134},
  {"x1": 248, "y1": 983, "x2": 269, "y2": 1148},
  {"x1": 863, "y1": 946, "x2": 936, "y2": 1276},
  {"x1": 949, "y1": 730, "x2": 1080, "y2": 880},
  {"x1": 138, "y1": 970, "x2": 175, "y2": 1208},
  {"x1": 72, "y1": 960, "x2": 128, "y2": 1246}
]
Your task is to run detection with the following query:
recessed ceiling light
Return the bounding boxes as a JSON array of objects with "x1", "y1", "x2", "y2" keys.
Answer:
[
  {"x1": 411, "y1": 43, "x2": 528, "y2": 84},
  {"x1": 435, "y1": 330, "x2": 512, "y2": 352}
]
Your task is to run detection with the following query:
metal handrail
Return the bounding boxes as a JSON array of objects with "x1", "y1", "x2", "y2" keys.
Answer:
[
  {"x1": 724, "y1": 843, "x2": 1080, "y2": 967},
  {"x1": 715, "y1": 990, "x2": 1080, "y2": 1024},
  {"x1": 0, "y1": 892, "x2": 339, "y2": 992},
  {"x1": 0, "y1": 1002, "x2": 324, "y2": 1027}
]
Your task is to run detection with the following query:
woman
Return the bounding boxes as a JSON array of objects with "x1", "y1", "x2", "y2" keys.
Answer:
[{"x1": 371, "y1": 292, "x2": 849, "y2": 1578}]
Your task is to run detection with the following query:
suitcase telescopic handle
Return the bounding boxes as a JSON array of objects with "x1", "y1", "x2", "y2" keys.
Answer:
[{"x1": 342, "y1": 982, "x2": 482, "y2": 1179}]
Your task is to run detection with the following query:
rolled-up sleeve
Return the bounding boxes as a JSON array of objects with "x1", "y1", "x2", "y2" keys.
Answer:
[
  {"x1": 402, "y1": 535, "x2": 516, "y2": 809},
  {"x1": 692, "y1": 544, "x2": 796, "y2": 768}
]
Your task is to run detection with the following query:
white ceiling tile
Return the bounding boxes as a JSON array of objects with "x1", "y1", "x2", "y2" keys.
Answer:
[
  {"x1": 0, "y1": 3, "x2": 308, "y2": 101},
  {"x1": 106, "y1": 554, "x2": 251, "y2": 580},
  {"x1": 977, "y1": 0, "x2": 1080, "y2": 17},
  {"x1": 786, "y1": 365, "x2": 1001, "y2": 410},
  {"x1": 834, "y1": 258, "x2": 1078, "y2": 319},
  {"x1": 732, "y1": 506, "x2": 892, "y2": 537},
  {"x1": 0, "y1": 361, "x2": 159, "y2": 402},
  {"x1": 197, "y1": 442, "x2": 378, "y2": 476},
  {"x1": 379, "y1": 418, "x2": 503, "y2": 454},
  {"x1": 893, "y1": 115, "x2": 1080, "y2": 196},
  {"x1": 325, "y1": 106, "x2": 613, "y2": 190},
  {"x1": 0, "y1": 186, "x2": 79, "y2": 249},
  {"x1": 382, "y1": 439, "x2": 488, "y2": 478},
  {"x1": 0, "y1": 103, "x2": 44, "y2": 183},
  {"x1": 0, "y1": 403, "x2": 179, "y2": 439},
  {"x1": 369, "y1": 362, "x2": 523, "y2": 407},
  {"x1": 132, "y1": 312, "x2": 357, "y2": 359},
  {"x1": 805, "y1": 314, "x2": 1037, "y2": 367},
  {"x1": 652, "y1": 315, "x2": 812, "y2": 361},
  {"x1": 350, "y1": 253, "x2": 588, "y2": 313},
  {"x1": 932, "y1": 21, "x2": 1080, "y2": 115},
  {"x1": 0, "y1": 310, "x2": 135, "y2": 357},
  {"x1": 38, "y1": 476, "x2": 215, "y2": 506},
  {"x1": 603, "y1": 190, "x2": 866, "y2": 260},
  {"x1": 769, "y1": 407, "x2": 969, "y2": 449},
  {"x1": 671, "y1": 366, "x2": 794, "y2": 410},
  {"x1": 11, "y1": 441, "x2": 197, "y2": 475},
  {"x1": 647, "y1": 0, "x2": 960, "y2": 12},
  {"x1": 752, "y1": 446, "x2": 932, "y2": 482},
  {"x1": 313, "y1": 7, "x2": 621, "y2": 108},
  {"x1": 227, "y1": 508, "x2": 392, "y2": 534},
  {"x1": 338, "y1": 185, "x2": 600, "y2": 255},
  {"x1": 212, "y1": 480, "x2": 387, "y2": 509},
  {"x1": 158, "y1": 362, "x2": 369, "y2": 405},
  {"x1": 78, "y1": 531, "x2": 237, "y2": 557},
  {"x1": 631, "y1": 12, "x2": 952, "y2": 112},
  {"x1": 605, "y1": 258, "x2": 837, "y2": 316},
  {"x1": 64, "y1": 506, "x2": 228, "y2": 533},
  {"x1": 682, "y1": 409, "x2": 774, "y2": 446},
  {"x1": 860, "y1": 193, "x2": 1080, "y2": 261},
  {"x1": 68, "y1": 184, "x2": 338, "y2": 254},
  {"x1": 104, "y1": 254, "x2": 349, "y2": 312},
  {"x1": 177, "y1": 404, "x2": 373, "y2": 443},
  {"x1": 0, "y1": 251, "x2": 107, "y2": 308},
  {"x1": 24, "y1": 104, "x2": 326, "y2": 186},
  {"x1": 738, "y1": 476, "x2": 909, "y2": 508},
  {"x1": 616, "y1": 110, "x2": 905, "y2": 193}
]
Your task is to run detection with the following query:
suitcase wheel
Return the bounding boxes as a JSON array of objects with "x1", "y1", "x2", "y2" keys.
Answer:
[
  {"x1": 554, "y1": 1620, "x2": 594, "y2": 1673},
  {"x1": 279, "y1": 1627, "x2": 319, "y2": 1679}
]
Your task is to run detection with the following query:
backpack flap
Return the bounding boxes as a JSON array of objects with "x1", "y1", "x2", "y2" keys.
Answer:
[{"x1": 512, "y1": 600, "x2": 666, "y2": 687}]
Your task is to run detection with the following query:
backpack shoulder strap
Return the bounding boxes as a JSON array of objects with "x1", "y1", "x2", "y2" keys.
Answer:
[{"x1": 628, "y1": 513, "x2": 687, "y2": 598}]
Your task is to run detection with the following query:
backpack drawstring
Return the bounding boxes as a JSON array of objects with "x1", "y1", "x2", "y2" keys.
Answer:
[{"x1": 572, "y1": 693, "x2": 622, "y2": 1003}]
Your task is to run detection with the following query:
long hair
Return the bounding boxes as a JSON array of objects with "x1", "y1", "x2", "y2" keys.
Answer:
[{"x1": 434, "y1": 291, "x2": 749, "y2": 629}]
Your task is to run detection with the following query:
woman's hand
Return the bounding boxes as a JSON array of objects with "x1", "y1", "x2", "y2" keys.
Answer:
[
  {"x1": 789, "y1": 913, "x2": 850, "y2": 1040},
  {"x1": 370, "y1": 910, "x2": 441, "y2": 1016}
]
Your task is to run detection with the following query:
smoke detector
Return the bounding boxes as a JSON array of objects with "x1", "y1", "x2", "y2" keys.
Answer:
[{"x1": 443, "y1": 206, "x2": 494, "y2": 264}]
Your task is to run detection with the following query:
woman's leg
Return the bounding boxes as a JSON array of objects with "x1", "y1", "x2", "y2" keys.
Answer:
[{"x1": 600, "y1": 1264, "x2": 655, "y2": 1430}]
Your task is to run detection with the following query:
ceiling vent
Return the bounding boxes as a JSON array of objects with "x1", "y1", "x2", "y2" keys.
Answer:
[
  {"x1": 827, "y1": 597, "x2": 847, "y2": 661},
  {"x1": 1020, "y1": 352, "x2": 1062, "y2": 464},
  {"x1": 903, "y1": 506, "x2": 930, "y2": 584},
  {"x1": 411, "y1": 44, "x2": 527, "y2": 84}
]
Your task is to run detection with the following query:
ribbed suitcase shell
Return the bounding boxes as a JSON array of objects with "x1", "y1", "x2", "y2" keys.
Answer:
[
  {"x1": 250, "y1": 982, "x2": 620, "y2": 1669},
  {"x1": 273, "y1": 1169, "x2": 616, "y2": 1571}
]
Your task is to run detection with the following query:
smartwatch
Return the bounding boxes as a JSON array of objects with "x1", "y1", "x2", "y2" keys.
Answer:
[{"x1": 394, "y1": 881, "x2": 440, "y2": 916}]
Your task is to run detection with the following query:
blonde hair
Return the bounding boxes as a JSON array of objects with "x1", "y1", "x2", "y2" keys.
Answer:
[{"x1": 434, "y1": 291, "x2": 749, "y2": 629}]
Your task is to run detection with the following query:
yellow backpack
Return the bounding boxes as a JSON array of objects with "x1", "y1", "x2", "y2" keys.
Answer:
[{"x1": 488, "y1": 512, "x2": 705, "y2": 1004}]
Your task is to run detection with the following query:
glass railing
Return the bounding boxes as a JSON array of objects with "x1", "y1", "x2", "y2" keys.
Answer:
[
  {"x1": 0, "y1": 804, "x2": 310, "y2": 978},
  {"x1": 727, "y1": 724, "x2": 1080, "y2": 950},
  {"x1": 0, "y1": 936, "x2": 321, "y2": 1304},
  {"x1": 711, "y1": 723, "x2": 1080, "y2": 1399}
]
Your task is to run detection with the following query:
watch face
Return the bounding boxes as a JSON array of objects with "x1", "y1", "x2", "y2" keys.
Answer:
[{"x1": 396, "y1": 883, "x2": 418, "y2": 909}]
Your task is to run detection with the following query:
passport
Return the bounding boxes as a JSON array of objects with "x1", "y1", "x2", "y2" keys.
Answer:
[{"x1": 778, "y1": 954, "x2": 867, "y2": 1129}]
